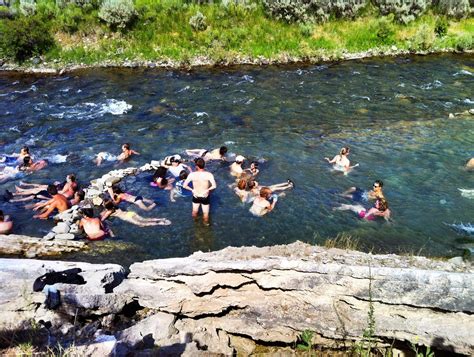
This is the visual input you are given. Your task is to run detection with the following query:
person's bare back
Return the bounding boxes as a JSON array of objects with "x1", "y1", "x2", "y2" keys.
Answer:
[
  {"x1": 186, "y1": 170, "x2": 216, "y2": 197},
  {"x1": 34, "y1": 193, "x2": 70, "y2": 219},
  {"x1": 80, "y1": 216, "x2": 106, "y2": 240}
]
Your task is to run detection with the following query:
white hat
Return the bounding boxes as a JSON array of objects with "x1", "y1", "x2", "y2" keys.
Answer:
[{"x1": 235, "y1": 155, "x2": 245, "y2": 163}]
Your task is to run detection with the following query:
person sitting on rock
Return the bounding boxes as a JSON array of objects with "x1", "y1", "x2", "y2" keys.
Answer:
[
  {"x1": 79, "y1": 208, "x2": 107, "y2": 241},
  {"x1": 70, "y1": 189, "x2": 85, "y2": 207},
  {"x1": 33, "y1": 185, "x2": 70, "y2": 219},
  {"x1": 0, "y1": 210, "x2": 13, "y2": 234}
]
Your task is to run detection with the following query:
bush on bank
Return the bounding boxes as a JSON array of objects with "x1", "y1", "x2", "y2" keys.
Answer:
[{"x1": 0, "y1": 0, "x2": 472, "y2": 65}]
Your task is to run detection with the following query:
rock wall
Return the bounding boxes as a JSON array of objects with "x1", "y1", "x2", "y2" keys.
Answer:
[{"x1": 0, "y1": 242, "x2": 472, "y2": 355}]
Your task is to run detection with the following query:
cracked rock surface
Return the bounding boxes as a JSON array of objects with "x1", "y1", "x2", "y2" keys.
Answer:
[{"x1": 0, "y1": 241, "x2": 472, "y2": 355}]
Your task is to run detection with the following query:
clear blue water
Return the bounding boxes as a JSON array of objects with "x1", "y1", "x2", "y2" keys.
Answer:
[{"x1": 1, "y1": 54, "x2": 473, "y2": 266}]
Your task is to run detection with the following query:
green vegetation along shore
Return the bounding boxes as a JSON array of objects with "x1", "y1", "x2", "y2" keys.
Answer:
[{"x1": 0, "y1": 0, "x2": 473, "y2": 72}]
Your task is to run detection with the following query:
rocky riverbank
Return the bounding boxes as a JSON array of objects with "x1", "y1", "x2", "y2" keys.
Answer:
[
  {"x1": 1, "y1": 241, "x2": 472, "y2": 355},
  {"x1": 0, "y1": 48, "x2": 472, "y2": 75}
]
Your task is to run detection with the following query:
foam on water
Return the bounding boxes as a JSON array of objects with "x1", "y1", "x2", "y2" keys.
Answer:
[
  {"x1": 463, "y1": 98, "x2": 474, "y2": 104},
  {"x1": 453, "y1": 69, "x2": 472, "y2": 76},
  {"x1": 419, "y1": 80, "x2": 443, "y2": 90},
  {"x1": 101, "y1": 99, "x2": 132, "y2": 115},
  {"x1": 43, "y1": 154, "x2": 68, "y2": 164}
]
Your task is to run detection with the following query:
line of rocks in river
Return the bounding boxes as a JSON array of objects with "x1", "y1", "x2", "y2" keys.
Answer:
[{"x1": 0, "y1": 242, "x2": 472, "y2": 355}]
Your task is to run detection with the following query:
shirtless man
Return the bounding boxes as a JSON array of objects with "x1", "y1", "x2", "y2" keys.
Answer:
[
  {"x1": 230, "y1": 155, "x2": 245, "y2": 177},
  {"x1": 186, "y1": 146, "x2": 228, "y2": 161},
  {"x1": 340, "y1": 180, "x2": 384, "y2": 202},
  {"x1": 33, "y1": 185, "x2": 70, "y2": 219},
  {"x1": 183, "y1": 158, "x2": 217, "y2": 225},
  {"x1": 0, "y1": 210, "x2": 13, "y2": 234},
  {"x1": 249, "y1": 187, "x2": 277, "y2": 217},
  {"x1": 79, "y1": 208, "x2": 107, "y2": 240},
  {"x1": 19, "y1": 156, "x2": 48, "y2": 172}
]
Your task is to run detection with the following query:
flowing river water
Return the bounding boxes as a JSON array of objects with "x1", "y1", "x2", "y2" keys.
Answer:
[{"x1": 1, "y1": 54, "x2": 473, "y2": 266}]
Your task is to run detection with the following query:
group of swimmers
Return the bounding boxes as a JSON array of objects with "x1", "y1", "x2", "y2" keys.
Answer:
[{"x1": 0, "y1": 142, "x2": 398, "y2": 240}]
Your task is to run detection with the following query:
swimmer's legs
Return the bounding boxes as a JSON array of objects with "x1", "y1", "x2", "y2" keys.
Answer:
[
  {"x1": 95, "y1": 153, "x2": 103, "y2": 166},
  {"x1": 186, "y1": 149, "x2": 205, "y2": 157},
  {"x1": 334, "y1": 204, "x2": 365, "y2": 214},
  {"x1": 135, "y1": 200, "x2": 156, "y2": 211},
  {"x1": 192, "y1": 202, "x2": 200, "y2": 218},
  {"x1": 340, "y1": 187, "x2": 357, "y2": 197},
  {"x1": 268, "y1": 182, "x2": 293, "y2": 192},
  {"x1": 202, "y1": 204, "x2": 210, "y2": 225}
]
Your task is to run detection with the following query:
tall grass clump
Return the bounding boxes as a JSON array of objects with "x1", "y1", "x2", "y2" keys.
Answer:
[
  {"x1": 19, "y1": 0, "x2": 36, "y2": 16},
  {"x1": 99, "y1": 0, "x2": 137, "y2": 29},
  {"x1": 324, "y1": 233, "x2": 360, "y2": 250}
]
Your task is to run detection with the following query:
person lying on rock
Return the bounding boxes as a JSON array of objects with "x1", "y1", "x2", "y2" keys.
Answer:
[
  {"x1": 33, "y1": 185, "x2": 70, "y2": 219},
  {"x1": 8, "y1": 174, "x2": 78, "y2": 203},
  {"x1": 0, "y1": 210, "x2": 13, "y2": 234}
]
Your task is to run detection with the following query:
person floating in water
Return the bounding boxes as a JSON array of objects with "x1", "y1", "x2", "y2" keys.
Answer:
[
  {"x1": 161, "y1": 155, "x2": 192, "y2": 178},
  {"x1": 325, "y1": 147, "x2": 358, "y2": 174},
  {"x1": 340, "y1": 180, "x2": 384, "y2": 202},
  {"x1": 101, "y1": 200, "x2": 171, "y2": 227},
  {"x1": 79, "y1": 208, "x2": 109, "y2": 240},
  {"x1": 33, "y1": 185, "x2": 70, "y2": 219},
  {"x1": 107, "y1": 186, "x2": 156, "y2": 211},
  {"x1": 244, "y1": 161, "x2": 259, "y2": 177},
  {"x1": 1, "y1": 146, "x2": 31, "y2": 165},
  {"x1": 19, "y1": 156, "x2": 48, "y2": 172},
  {"x1": 183, "y1": 158, "x2": 217, "y2": 226},
  {"x1": 150, "y1": 166, "x2": 174, "y2": 190},
  {"x1": 0, "y1": 210, "x2": 13, "y2": 235},
  {"x1": 185, "y1": 146, "x2": 228, "y2": 161},
  {"x1": 334, "y1": 197, "x2": 391, "y2": 221},
  {"x1": 95, "y1": 143, "x2": 140, "y2": 166},
  {"x1": 465, "y1": 158, "x2": 474, "y2": 171},
  {"x1": 249, "y1": 187, "x2": 279, "y2": 217},
  {"x1": 230, "y1": 155, "x2": 246, "y2": 177}
]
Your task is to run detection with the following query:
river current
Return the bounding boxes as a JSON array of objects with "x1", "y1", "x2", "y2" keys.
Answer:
[{"x1": 1, "y1": 54, "x2": 473, "y2": 265}]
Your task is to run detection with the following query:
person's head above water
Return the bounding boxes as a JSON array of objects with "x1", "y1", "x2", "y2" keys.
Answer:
[
  {"x1": 103, "y1": 200, "x2": 116, "y2": 210},
  {"x1": 81, "y1": 208, "x2": 94, "y2": 218},
  {"x1": 0, "y1": 210, "x2": 4, "y2": 222},
  {"x1": 219, "y1": 146, "x2": 228, "y2": 156},
  {"x1": 20, "y1": 156, "x2": 32, "y2": 168},
  {"x1": 47, "y1": 184, "x2": 58, "y2": 196},
  {"x1": 373, "y1": 180, "x2": 383, "y2": 196},
  {"x1": 340, "y1": 147, "x2": 350, "y2": 156},
  {"x1": 195, "y1": 157, "x2": 205, "y2": 169},
  {"x1": 122, "y1": 143, "x2": 131, "y2": 151},
  {"x1": 112, "y1": 186, "x2": 123, "y2": 195},
  {"x1": 171, "y1": 155, "x2": 182, "y2": 164},
  {"x1": 376, "y1": 197, "x2": 388, "y2": 212},
  {"x1": 67, "y1": 174, "x2": 76, "y2": 183},
  {"x1": 235, "y1": 155, "x2": 245, "y2": 164},
  {"x1": 179, "y1": 170, "x2": 188, "y2": 181},
  {"x1": 260, "y1": 187, "x2": 272, "y2": 198},
  {"x1": 237, "y1": 178, "x2": 247, "y2": 190},
  {"x1": 20, "y1": 146, "x2": 30, "y2": 155}
]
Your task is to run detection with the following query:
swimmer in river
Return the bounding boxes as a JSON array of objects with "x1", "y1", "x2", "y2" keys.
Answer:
[
  {"x1": 170, "y1": 170, "x2": 192, "y2": 202},
  {"x1": 183, "y1": 158, "x2": 217, "y2": 226},
  {"x1": 161, "y1": 155, "x2": 192, "y2": 178},
  {"x1": 230, "y1": 155, "x2": 246, "y2": 177},
  {"x1": 234, "y1": 178, "x2": 252, "y2": 203},
  {"x1": 465, "y1": 158, "x2": 474, "y2": 171},
  {"x1": 19, "y1": 156, "x2": 48, "y2": 172},
  {"x1": 101, "y1": 200, "x2": 171, "y2": 226},
  {"x1": 249, "y1": 187, "x2": 278, "y2": 217},
  {"x1": 10, "y1": 174, "x2": 78, "y2": 202},
  {"x1": 325, "y1": 147, "x2": 358, "y2": 174},
  {"x1": 185, "y1": 146, "x2": 228, "y2": 161},
  {"x1": 1, "y1": 146, "x2": 31, "y2": 165},
  {"x1": 150, "y1": 166, "x2": 174, "y2": 190},
  {"x1": 79, "y1": 208, "x2": 108, "y2": 241},
  {"x1": 33, "y1": 185, "x2": 70, "y2": 219},
  {"x1": 0, "y1": 210, "x2": 13, "y2": 235},
  {"x1": 95, "y1": 143, "x2": 140, "y2": 166},
  {"x1": 107, "y1": 186, "x2": 156, "y2": 211},
  {"x1": 340, "y1": 180, "x2": 384, "y2": 202},
  {"x1": 334, "y1": 197, "x2": 391, "y2": 221},
  {"x1": 244, "y1": 161, "x2": 259, "y2": 177},
  {"x1": 248, "y1": 179, "x2": 294, "y2": 199}
]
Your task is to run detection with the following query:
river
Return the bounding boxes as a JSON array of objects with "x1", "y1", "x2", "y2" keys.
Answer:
[{"x1": 1, "y1": 54, "x2": 473, "y2": 266}]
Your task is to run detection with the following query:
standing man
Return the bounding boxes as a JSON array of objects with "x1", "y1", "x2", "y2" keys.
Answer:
[{"x1": 183, "y1": 158, "x2": 217, "y2": 226}]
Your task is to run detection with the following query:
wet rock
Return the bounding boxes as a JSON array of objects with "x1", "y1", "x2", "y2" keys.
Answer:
[
  {"x1": 229, "y1": 335, "x2": 256, "y2": 355},
  {"x1": 73, "y1": 334, "x2": 117, "y2": 356},
  {"x1": 448, "y1": 256, "x2": 464, "y2": 266},
  {"x1": 52, "y1": 222, "x2": 70, "y2": 234},
  {"x1": 0, "y1": 234, "x2": 86, "y2": 256},
  {"x1": 55, "y1": 233, "x2": 75, "y2": 240}
]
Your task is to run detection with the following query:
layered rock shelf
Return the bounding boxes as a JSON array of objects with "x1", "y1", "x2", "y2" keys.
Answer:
[{"x1": 0, "y1": 241, "x2": 472, "y2": 355}]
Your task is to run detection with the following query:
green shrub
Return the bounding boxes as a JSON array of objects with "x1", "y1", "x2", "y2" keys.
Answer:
[
  {"x1": 409, "y1": 23, "x2": 435, "y2": 50},
  {"x1": 434, "y1": 0, "x2": 470, "y2": 19},
  {"x1": 373, "y1": 0, "x2": 428, "y2": 24},
  {"x1": 57, "y1": 4, "x2": 84, "y2": 33},
  {"x1": 299, "y1": 22, "x2": 314, "y2": 37},
  {"x1": 189, "y1": 11, "x2": 207, "y2": 31},
  {"x1": 376, "y1": 16, "x2": 395, "y2": 44},
  {"x1": 434, "y1": 16, "x2": 448, "y2": 37},
  {"x1": 332, "y1": 0, "x2": 369, "y2": 19},
  {"x1": 98, "y1": 0, "x2": 137, "y2": 29},
  {"x1": 19, "y1": 0, "x2": 36, "y2": 16},
  {"x1": 455, "y1": 34, "x2": 474, "y2": 51},
  {"x1": 0, "y1": 16, "x2": 55, "y2": 62},
  {"x1": 262, "y1": 0, "x2": 312, "y2": 23}
]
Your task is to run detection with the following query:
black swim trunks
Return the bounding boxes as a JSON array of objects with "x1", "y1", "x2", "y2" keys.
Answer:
[
  {"x1": 135, "y1": 195, "x2": 143, "y2": 202},
  {"x1": 351, "y1": 187, "x2": 368, "y2": 202},
  {"x1": 192, "y1": 195, "x2": 210, "y2": 205},
  {"x1": 34, "y1": 190, "x2": 51, "y2": 199}
]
